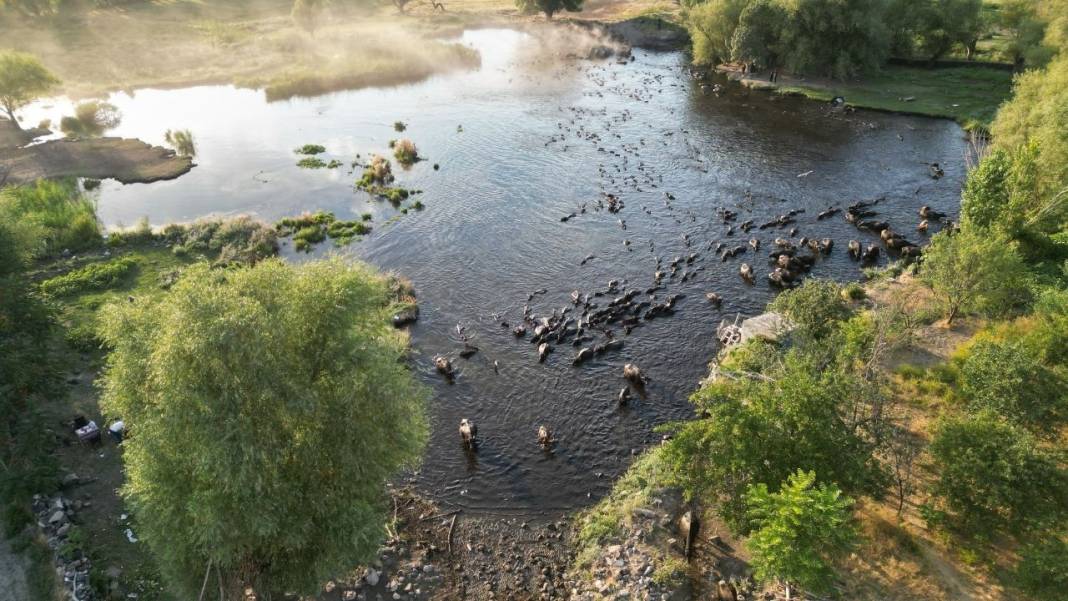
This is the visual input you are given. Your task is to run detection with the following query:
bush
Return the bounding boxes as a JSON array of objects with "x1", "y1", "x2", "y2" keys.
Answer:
[
  {"x1": 920, "y1": 227, "x2": 1031, "y2": 325},
  {"x1": 768, "y1": 279, "x2": 851, "y2": 339},
  {"x1": 959, "y1": 339, "x2": 1067, "y2": 431},
  {"x1": 169, "y1": 217, "x2": 278, "y2": 265},
  {"x1": 0, "y1": 179, "x2": 102, "y2": 257},
  {"x1": 393, "y1": 139, "x2": 418, "y2": 165},
  {"x1": 39, "y1": 256, "x2": 137, "y2": 297},
  {"x1": 928, "y1": 412, "x2": 1068, "y2": 534}
]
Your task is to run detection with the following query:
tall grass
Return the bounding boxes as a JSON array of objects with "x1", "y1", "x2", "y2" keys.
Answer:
[{"x1": 0, "y1": 179, "x2": 102, "y2": 258}]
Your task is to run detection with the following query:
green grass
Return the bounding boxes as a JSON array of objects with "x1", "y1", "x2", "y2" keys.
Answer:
[
  {"x1": 0, "y1": 179, "x2": 102, "y2": 258},
  {"x1": 774, "y1": 65, "x2": 1014, "y2": 130},
  {"x1": 39, "y1": 256, "x2": 138, "y2": 297}
]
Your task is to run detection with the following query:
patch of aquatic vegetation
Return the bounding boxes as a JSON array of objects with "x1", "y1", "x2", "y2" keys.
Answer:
[
  {"x1": 296, "y1": 157, "x2": 343, "y2": 169},
  {"x1": 294, "y1": 144, "x2": 327, "y2": 155},
  {"x1": 391, "y1": 138, "x2": 419, "y2": 166},
  {"x1": 158, "y1": 217, "x2": 279, "y2": 266},
  {"x1": 275, "y1": 211, "x2": 372, "y2": 252},
  {"x1": 164, "y1": 129, "x2": 196, "y2": 157},
  {"x1": 39, "y1": 256, "x2": 138, "y2": 297},
  {"x1": 60, "y1": 101, "x2": 121, "y2": 138},
  {"x1": 354, "y1": 154, "x2": 422, "y2": 204},
  {"x1": 394, "y1": 121, "x2": 407, "y2": 132}
]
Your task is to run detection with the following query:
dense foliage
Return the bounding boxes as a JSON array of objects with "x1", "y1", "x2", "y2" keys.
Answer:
[
  {"x1": 746, "y1": 470, "x2": 857, "y2": 598},
  {"x1": 516, "y1": 0, "x2": 583, "y2": 19},
  {"x1": 0, "y1": 221, "x2": 59, "y2": 537},
  {"x1": 0, "y1": 179, "x2": 101, "y2": 258},
  {"x1": 919, "y1": 227, "x2": 1030, "y2": 324},
  {"x1": 662, "y1": 345, "x2": 886, "y2": 529},
  {"x1": 98, "y1": 258, "x2": 429, "y2": 597},
  {"x1": 959, "y1": 339, "x2": 1067, "y2": 431},
  {"x1": 928, "y1": 413, "x2": 1068, "y2": 533},
  {"x1": 685, "y1": 0, "x2": 987, "y2": 77}
]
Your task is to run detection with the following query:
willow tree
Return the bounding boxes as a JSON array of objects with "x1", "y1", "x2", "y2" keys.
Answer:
[
  {"x1": 0, "y1": 51, "x2": 59, "y2": 129},
  {"x1": 98, "y1": 258, "x2": 428, "y2": 597}
]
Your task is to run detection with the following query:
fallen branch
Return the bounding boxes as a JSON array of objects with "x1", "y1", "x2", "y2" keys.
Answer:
[
  {"x1": 419, "y1": 509, "x2": 462, "y2": 523},
  {"x1": 447, "y1": 514, "x2": 458, "y2": 555}
]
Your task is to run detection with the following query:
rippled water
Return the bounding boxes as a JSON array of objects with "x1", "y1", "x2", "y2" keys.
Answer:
[{"x1": 24, "y1": 27, "x2": 967, "y2": 515}]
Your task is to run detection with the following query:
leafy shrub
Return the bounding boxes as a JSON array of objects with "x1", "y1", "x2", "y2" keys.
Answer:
[
  {"x1": 106, "y1": 217, "x2": 155, "y2": 247},
  {"x1": 959, "y1": 339, "x2": 1067, "y2": 430},
  {"x1": 920, "y1": 227, "x2": 1031, "y2": 324},
  {"x1": 768, "y1": 278, "x2": 851, "y2": 339},
  {"x1": 928, "y1": 412, "x2": 1068, "y2": 534},
  {"x1": 39, "y1": 257, "x2": 137, "y2": 297}
]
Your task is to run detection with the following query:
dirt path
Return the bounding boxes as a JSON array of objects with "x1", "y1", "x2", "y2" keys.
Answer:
[{"x1": 0, "y1": 536, "x2": 31, "y2": 601}]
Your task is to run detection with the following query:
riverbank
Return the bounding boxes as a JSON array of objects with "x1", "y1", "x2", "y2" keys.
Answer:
[
  {"x1": 567, "y1": 277, "x2": 1029, "y2": 601},
  {"x1": 719, "y1": 63, "x2": 1015, "y2": 131}
]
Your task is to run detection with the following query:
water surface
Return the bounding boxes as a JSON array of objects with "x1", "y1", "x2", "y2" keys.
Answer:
[{"x1": 24, "y1": 28, "x2": 967, "y2": 514}]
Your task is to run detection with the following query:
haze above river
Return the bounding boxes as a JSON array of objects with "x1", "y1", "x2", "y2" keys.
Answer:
[{"x1": 25, "y1": 27, "x2": 967, "y2": 515}]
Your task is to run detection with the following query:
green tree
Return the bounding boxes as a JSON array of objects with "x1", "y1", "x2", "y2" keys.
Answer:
[
  {"x1": 998, "y1": 0, "x2": 1055, "y2": 69},
  {"x1": 98, "y1": 258, "x2": 429, "y2": 597},
  {"x1": 919, "y1": 227, "x2": 1030, "y2": 325},
  {"x1": 516, "y1": 0, "x2": 583, "y2": 20},
  {"x1": 685, "y1": 0, "x2": 749, "y2": 65},
  {"x1": 662, "y1": 350, "x2": 885, "y2": 528},
  {"x1": 780, "y1": 0, "x2": 891, "y2": 79},
  {"x1": 0, "y1": 51, "x2": 59, "y2": 129},
  {"x1": 912, "y1": 0, "x2": 983, "y2": 61},
  {"x1": 960, "y1": 339, "x2": 1067, "y2": 432},
  {"x1": 768, "y1": 278, "x2": 851, "y2": 340},
  {"x1": 928, "y1": 413, "x2": 1068, "y2": 534},
  {"x1": 730, "y1": 0, "x2": 789, "y2": 71},
  {"x1": 746, "y1": 470, "x2": 858, "y2": 600}
]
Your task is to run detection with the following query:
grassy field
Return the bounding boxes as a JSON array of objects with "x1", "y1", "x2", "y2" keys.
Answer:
[
  {"x1": 0, "y1": 0, "x2": 675, "y2": 100},
  {"x1": 732, "y1": 65, "x2": 1015, "y2": 130}
]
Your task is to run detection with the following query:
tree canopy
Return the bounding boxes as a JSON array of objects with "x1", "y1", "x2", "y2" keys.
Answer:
[
  {"x1": 746, "y1": 470, "x2": 857, "y2": 599},
  {"x1": 98, "y1": 258, "x2": 429, "y2": 597},
  {"x1": 928, "y1": 413, "x2": 1068, "y2": 533},
  {"x1": 919, "y1": 227, "x2": 1030, "y2": 325},
  {"x1": 0, "y1": 51, "x2": 58, "y2": 128},
  {"x1": 516, "y1": 0, "x2": 583, "y2": 19}
]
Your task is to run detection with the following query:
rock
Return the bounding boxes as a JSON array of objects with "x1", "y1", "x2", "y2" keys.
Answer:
[
  {"x1": 55, "y1": 523, "x2": 71, "y2": 537},
  {"x1": 365, "y1": 569, "x2": 381, "y2": 587},
  {"x1": 48, "y1": 510, "x2": 66, "y2": 525}
]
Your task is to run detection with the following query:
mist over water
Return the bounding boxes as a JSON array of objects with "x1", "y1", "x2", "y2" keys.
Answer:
[{"x1": 25, "y1": 28, "x2": 967, "y2": 515}]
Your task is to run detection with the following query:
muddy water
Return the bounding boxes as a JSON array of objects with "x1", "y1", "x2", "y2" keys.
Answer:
[{"x1": 24, "y1": 28, "x2": 967, "y2": 515}]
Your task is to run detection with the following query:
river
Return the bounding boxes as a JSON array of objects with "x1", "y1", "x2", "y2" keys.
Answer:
[{"x1": 24, "y1": 27, "x2": 967, "y2": 515}]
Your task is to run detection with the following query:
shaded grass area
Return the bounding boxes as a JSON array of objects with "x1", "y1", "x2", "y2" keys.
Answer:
[{"x1": 767, "y1": 65, "x2": 1014, "y2": 130}]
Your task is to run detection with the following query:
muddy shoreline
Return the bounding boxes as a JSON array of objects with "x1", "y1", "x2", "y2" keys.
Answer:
[{"x1": 0, "y1": 136, "x2": 194, "y2": 186}]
